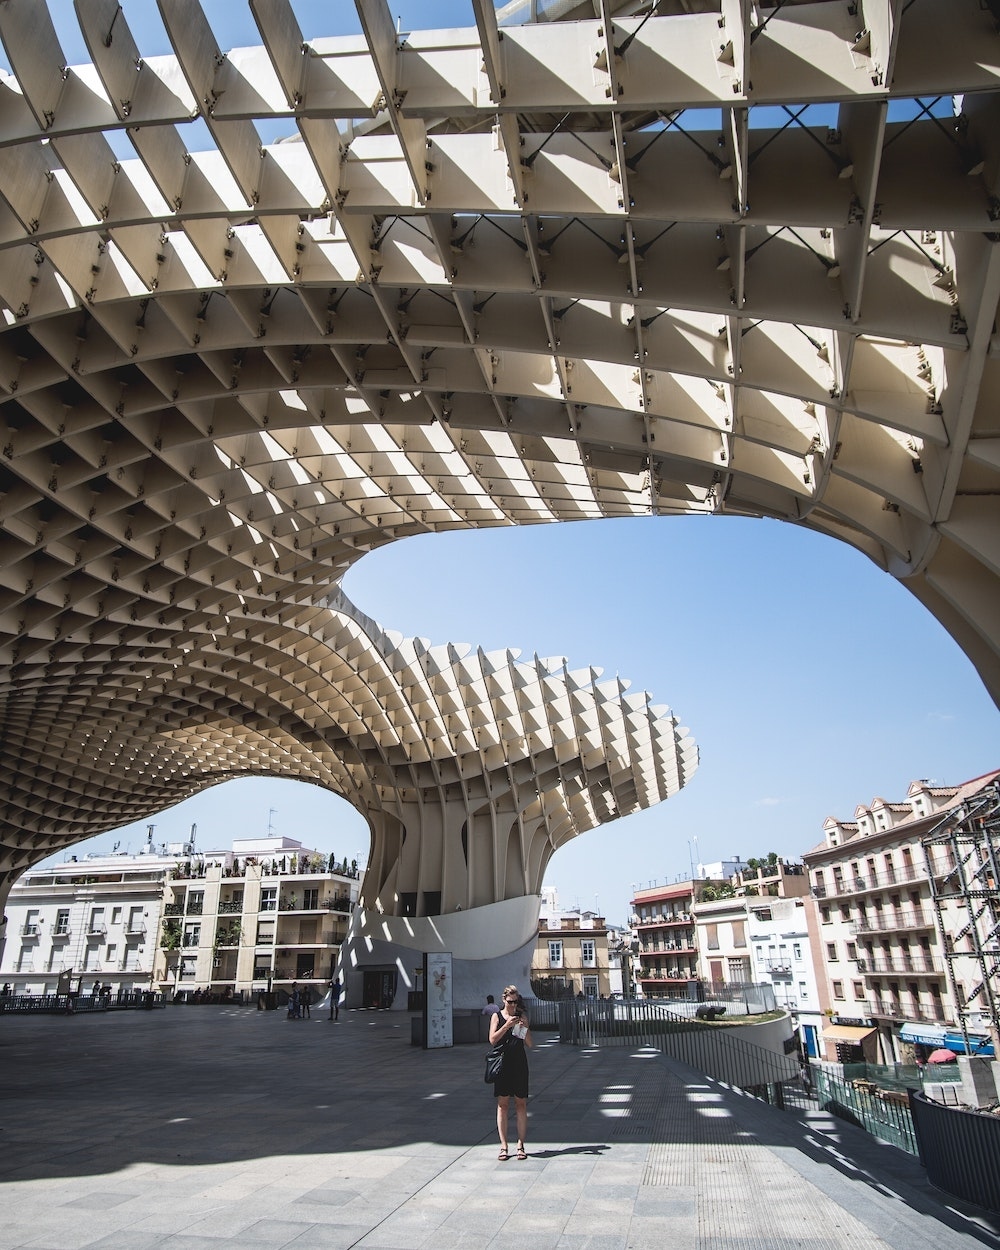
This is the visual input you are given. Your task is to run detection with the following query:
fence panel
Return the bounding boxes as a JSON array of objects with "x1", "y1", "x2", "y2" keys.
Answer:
[
  {"x1": 0, "y1": 992, "x2": 164, "y2": 1014},
  {"x1": 555, "y1": 997, "x2": 797, "y2": 1093},
  {"x1": 909, "y1": 1090, "x2": 1000, "y2": 1215},
  {"x1": 814, "y1": 1070, "x2": 918, "y2": 1155}
]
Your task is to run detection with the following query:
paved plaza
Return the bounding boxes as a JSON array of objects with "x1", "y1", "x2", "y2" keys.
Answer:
[{"x1": 1, "y1": 1006, "x2": 999, "y2": 1250}]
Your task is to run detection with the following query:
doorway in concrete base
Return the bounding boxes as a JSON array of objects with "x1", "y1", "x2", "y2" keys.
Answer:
[{"x1": 363, "y1": 969, "x2": 397, "y2": 1009}]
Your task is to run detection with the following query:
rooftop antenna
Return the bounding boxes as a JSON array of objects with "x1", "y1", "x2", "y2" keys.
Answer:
[
  {"x1": 268, "y1": 808, "x2": 277, "y2": 836},
  {"x1": 145, "y1": 823, "x2": 155, "y2": 855}
]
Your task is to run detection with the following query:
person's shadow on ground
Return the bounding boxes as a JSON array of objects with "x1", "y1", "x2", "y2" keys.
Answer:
[{"x1": 527, "y1": 1144, "x2": 610, "y2": 1159}]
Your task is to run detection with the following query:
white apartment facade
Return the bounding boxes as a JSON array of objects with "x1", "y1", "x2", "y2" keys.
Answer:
[
  {"x1": 745, "y1": 896, "x2": 824, "y2": 1056},
  {"x1": 803, "y1": 771, "x2": 999, "y2": 1065},
  {"x1": 0, "y1": 851, "x2": 175, "y2": 996},
  {"x1": 1, "y1": 835, "x2": 360, "y2": 1001}
]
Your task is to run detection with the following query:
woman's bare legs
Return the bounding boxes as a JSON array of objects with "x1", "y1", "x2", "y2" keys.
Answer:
[
  {"x1": 515, "y1": 1096, "x2": 528, "y2": 1155},
  {"x1": 496, "y1": 1095, "x2": 510, "y2": 1156}
]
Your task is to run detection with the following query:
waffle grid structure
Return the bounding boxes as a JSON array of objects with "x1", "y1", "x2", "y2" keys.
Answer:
[{"x1": 0, "y1": 0, "x2": 998, "y2": 918}]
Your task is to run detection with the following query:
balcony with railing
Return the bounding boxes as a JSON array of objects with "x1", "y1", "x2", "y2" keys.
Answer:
[
  {"x1": 764, "y1": 959, "x2": 793, "y2": 976},
  {"x1": 856, "y1": 956, "x2": 943, "y2": 976},
  {"x1": 86, "y1": 924, "x2": 107, "y2": 937},
  {"x1": 635, "y1": 912, "x2": 692, "y2": 929},
  {"x1": 125, "y1": 923, "x2": 146, "y2": 939},
  {"x1": 639, "y1": 967, "x2": 697, "y2": 982},
  {"x1": 20, "y1": 923, "x2": 40, "y2": 938},
  {"x1": 639, "y1": 939, "x2": 695, "y2": 956},
  {"x1": 853, "y1": 909, "x2": 935, "y2": 933},
  {"x1": 181, "y1": 933, "x2": 201, "y2": 948},
  {"x1": 163, "y1": 903, "x2": 184, "y2": 917},
  {"x1": 218, "y1": 900, "x2": 243, "y2": 914},
  {"x1": 813, "y1": 863, "x2": 928, "y2": 899},
  {"x1": 869, "y1": 998, "x2": 950, "y2": 1023},
  {"x1": 51, "y1": 925, "x2": 71, "y2": 941}
]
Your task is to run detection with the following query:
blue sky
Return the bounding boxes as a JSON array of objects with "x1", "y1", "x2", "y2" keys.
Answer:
[{"x1": 26, "y1": 3, "x2": 1000, "y2": 919}]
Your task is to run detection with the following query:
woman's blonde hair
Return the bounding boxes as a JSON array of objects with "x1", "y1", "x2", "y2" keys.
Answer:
[{"x1": 503, "y1": 984, "x2": 519, "y2": 1000}]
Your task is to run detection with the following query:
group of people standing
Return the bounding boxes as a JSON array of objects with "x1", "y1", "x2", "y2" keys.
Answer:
[
  {"x1": 286, "y1": 977, "x2": 341, "y2": 1020},
  {"x1": 483, "y1": 986, "x2": 533, "y2": 1160},
  {"x1": 287, "y1": 982, "x2": 312, "y2": 1018}
]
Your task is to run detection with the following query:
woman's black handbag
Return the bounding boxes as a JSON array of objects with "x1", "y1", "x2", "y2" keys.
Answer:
[{"x1": 484, "y1": 1038, "x2": 507, "y2": 1084}]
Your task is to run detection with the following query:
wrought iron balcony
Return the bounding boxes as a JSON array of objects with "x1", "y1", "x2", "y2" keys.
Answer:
[
  {"x1": 856, "y1": 957, "x2": 943, "y2": 975},
  {"x1": 853, "y1": 910, "x2": 934, "y2": 933},
  {"x1": 869, "y1": 999, "x2": 949, "y2": 1023},
  {"x1": 813, "y1": 864, "x2": 928, "y2": 898}
]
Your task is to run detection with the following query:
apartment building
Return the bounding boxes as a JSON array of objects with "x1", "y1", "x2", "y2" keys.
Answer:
[
  {"x1": 803, "y1": 771, "x2": 999, "y2": 1064},
  {"x1": 1, "y1": 834, "x2": 360, "y2": 1001},
  {"x1": 692, "y1": 893, "x2": 753, "y2": 985},
  {"x1": 532, "y1": 893, "x2": 612, "y2": 998},
  {"x1": 156, "y1": 836, "x2": 359, "y2": 998},
  {"x1": 745, "y1": 896, "x2": 824, "y2": 1054},
  {"x1": 0, "y1": 849, "x2": 177, "y2": 996}
]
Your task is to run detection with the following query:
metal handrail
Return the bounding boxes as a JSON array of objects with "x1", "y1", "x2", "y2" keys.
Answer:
[{"x1": 557, "y1": 997, "x2": 796, "y2": 1097}]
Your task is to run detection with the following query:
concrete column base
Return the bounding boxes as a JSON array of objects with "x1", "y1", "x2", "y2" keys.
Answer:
[
  {"x1": 958, "y1": 1055, "x2": 998, "y2": 1107},
  {"x1": 338, "y1": 895, "x2": 541, "y2": 1010}
]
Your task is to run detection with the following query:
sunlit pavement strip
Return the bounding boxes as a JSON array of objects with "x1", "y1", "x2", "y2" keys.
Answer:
[{"x1": 0, "y1": 1009, "x2": 998, "y2": 1250}]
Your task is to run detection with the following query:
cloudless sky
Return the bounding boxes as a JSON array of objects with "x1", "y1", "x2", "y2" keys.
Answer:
[{"x1": 26, "y1": 3, "x2": 1000, "y2": 919}]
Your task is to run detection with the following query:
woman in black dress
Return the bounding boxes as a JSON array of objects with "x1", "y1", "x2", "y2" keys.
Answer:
[{"x1": 489, "y1": 984, "x2": 532, "y2": 1160}]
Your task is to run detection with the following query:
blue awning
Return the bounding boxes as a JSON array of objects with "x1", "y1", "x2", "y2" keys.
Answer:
[
  {"x1": 899, "y1": 1022, "x2": 947, "y2": 1046},
  {"x1": 944, "y1": 1032, "x2": 995, "y2": 1058}
]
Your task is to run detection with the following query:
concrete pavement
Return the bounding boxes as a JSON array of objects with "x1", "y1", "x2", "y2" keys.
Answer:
[{"x1": 1, "y1": 1005, "x2": 999, "y2": 1250}]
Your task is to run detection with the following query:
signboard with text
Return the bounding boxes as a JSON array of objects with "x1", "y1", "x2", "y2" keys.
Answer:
[{"x1": 423, "y1": 951, "x2": 453, "y2": 1049}]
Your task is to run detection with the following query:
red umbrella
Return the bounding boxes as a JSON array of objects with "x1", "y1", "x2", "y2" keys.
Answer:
[{"x1": 927, "y1": 1048, "x2": 958, "y2": 1063}]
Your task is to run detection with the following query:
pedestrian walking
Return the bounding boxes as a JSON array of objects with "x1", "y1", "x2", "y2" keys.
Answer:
[
  {"x1": 301, "y1": 985, "x2": 312, "y2": 1018},
  {"x1": 330, "y1": 976, "x2": 341, "y2": 1021}
]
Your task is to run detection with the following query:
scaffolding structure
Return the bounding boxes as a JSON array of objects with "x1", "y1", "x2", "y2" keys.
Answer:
[{"x1": 922, "y1": 780, "x2": 1000, "y2": 1058}]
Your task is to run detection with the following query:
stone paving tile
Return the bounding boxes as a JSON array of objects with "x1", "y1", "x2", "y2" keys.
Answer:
[
  {"x1": 157, "y1": 1238, "x2": 260, "y2": 1250},
  {"x1": 555, "y1": 1237, "x2": 631, "y2": 1250},
  {"x1": 563, "y1": 1213, "x2": 636, "y2": 1234},
  {"x1": 81, "y1": 1234, "x2": 169, "y2": 1250},
  {"x1": 283, "y1": 1228, "x2": 362, "y2": 1250}
]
